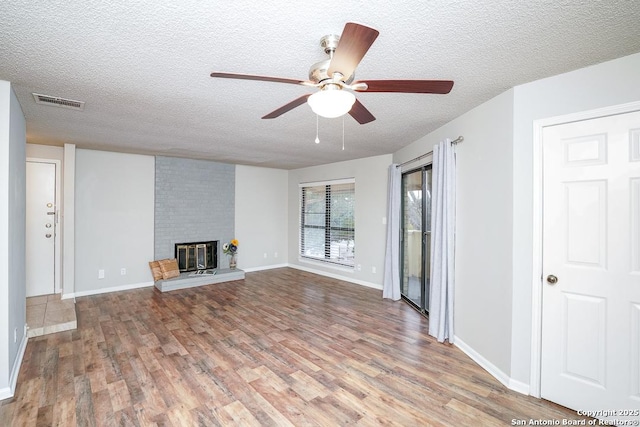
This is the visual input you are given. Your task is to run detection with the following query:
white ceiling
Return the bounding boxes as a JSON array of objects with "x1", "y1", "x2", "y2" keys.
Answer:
[{"x1": 1, "y1": 1, "x2": 639, "y2": 169}]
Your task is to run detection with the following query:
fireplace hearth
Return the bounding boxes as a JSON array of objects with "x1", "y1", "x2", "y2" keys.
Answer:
[{"x1": 174, "y1": 241, "x2": 218, "y2": 272}]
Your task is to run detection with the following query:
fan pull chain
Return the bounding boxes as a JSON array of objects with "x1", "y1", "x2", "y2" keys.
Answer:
[
  {"x1": 315, "y1": 115, "x2": 320, "y2": 144},
  {"x1": 342, "y1": 116, "x2": 345, "y2": 151}
]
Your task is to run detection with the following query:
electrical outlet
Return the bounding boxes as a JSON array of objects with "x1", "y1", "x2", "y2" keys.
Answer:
[
  {"x1": 274, "y1": 252, "x2": 278, "y2": 258},
  {"x1": 372, "y1": 267, "x2": 376, "y2": 274},
  {"x1": 382, "y1": 217, "x2": 387, "y2": 225},
  {"x1": 98, "y1": 269, "x2": 105, "y2": 279},
  {"x1": 120, "y1": 268, "x2": 126, "y2": 275},
  {"x1": 357, "y1": 264, "x2": 362, "y2": 271},
  {"x1": 264, "y1": 253, "x2": 267, "y2": 259}
]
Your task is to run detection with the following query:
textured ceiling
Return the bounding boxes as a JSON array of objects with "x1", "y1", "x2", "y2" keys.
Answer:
[{"x1": 1, "y1": 1, "x2": 639, "y2": 169}]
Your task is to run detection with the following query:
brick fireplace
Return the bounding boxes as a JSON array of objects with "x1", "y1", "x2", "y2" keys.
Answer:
[{"x1": 153, "y1": 156, "x2": 234, "y2": 265}]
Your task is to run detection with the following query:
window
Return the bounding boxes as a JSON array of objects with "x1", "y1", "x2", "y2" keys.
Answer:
[{"x1": 300, "y1": 179, "x2": 355, "y2": 267}]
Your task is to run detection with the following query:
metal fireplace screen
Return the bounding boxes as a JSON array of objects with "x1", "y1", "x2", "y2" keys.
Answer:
[{"x1": 174, "y1": 241, "x2": 218, "y2": 272}]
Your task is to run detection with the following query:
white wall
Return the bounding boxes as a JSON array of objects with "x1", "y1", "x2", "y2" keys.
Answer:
[
  {"x1": 235, "y1": 165, "x2": 288, "y2": 271},
  {"x1": 74, "y1": 149, "x2": 155, "y2": 295},
  {"x1": 26, "y1": 144, "x2": 64, "y2": 161},
  {"x1": 510, "y1": 51, "x2": 640, "y2": 385},
  {"x1": 63, "y1": 144, "x2": 75, "y2": 297},
  {"x1": 287, "y1": 154, "x2": 392, "y2": 288},
  {"x1": 0, "y1": 81, "x2": 9, "y2": 396},
  {"x1": 394, "y1": 89, "x2": 516, "y2": 377},
  {"x1": 0, "y1": 81, "x2": 27, "y2": 399}
]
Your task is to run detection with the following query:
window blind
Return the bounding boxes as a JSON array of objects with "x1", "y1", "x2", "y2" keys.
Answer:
[{"x1": 300, "y1": 180, "x2": 355, "y2": 267}]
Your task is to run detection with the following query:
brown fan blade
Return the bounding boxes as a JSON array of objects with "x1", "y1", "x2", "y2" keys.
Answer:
[
  {"x1": 211, "y1": 72, "x2": 311, "y2": 86},
  {"x1": 262, "y1": 94, "x2": 311, "y2": 119},
  {"x1": 349, "y1": 99, "x2": 376, "y2": 124},
  {"x1": 353, "y1": 80, "x2": 454, "y2": 94},
  {"x1": 327, "y1": 23, "x2": 379, "y2": 80}
]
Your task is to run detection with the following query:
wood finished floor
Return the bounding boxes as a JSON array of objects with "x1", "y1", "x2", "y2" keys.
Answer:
[{"x1": 1, "y1": 268, "x2": 587, "y2": 426}]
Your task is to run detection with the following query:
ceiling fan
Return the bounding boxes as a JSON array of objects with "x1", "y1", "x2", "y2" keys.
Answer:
[{"x1": 210, "y1": 22, "x2": 454, "y2": 124}]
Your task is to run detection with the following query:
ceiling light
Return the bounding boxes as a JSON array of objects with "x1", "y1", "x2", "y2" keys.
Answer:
[{"x1": 307, "y1": 86, "x2": 356, "y2": 118}]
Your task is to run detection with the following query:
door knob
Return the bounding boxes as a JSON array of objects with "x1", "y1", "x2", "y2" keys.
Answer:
[
  {"x1": 546, "y1": 275, "x2": 558, "y2": 284},
  {"x1": 45, "y1": 234, "x2": 52, "y2": 238}
]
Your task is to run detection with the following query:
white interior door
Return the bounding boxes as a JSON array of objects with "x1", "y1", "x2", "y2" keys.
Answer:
[
  {"x1": 541, "y1": 110, "x2": 640, "y2": 415},
  {"x1": 26, "y1": 161, "x2": 57, "y2": 297}
]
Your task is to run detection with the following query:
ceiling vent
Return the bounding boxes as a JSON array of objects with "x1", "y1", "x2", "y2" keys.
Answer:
[{"x1": 32, "y1": 93, "x2": 85, "y2": 111}]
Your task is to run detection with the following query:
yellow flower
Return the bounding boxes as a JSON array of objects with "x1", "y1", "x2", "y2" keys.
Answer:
[{"x1": 230, "y1": 239, "x2": 239, "y2": 246}]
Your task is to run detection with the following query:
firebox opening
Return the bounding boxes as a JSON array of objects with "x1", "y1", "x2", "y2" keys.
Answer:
[{"x1": 174, "y1": 241, "x2": 218, "y2": 272}]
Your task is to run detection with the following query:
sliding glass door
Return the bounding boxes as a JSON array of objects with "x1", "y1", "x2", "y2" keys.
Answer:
[{"x1": 401, "y1": 166, "x2": 432, "y2": 313}]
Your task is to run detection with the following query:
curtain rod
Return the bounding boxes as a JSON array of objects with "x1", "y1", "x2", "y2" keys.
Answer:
[{"x1": 396, "y1": 136, "x2": 464, "y2": 168}]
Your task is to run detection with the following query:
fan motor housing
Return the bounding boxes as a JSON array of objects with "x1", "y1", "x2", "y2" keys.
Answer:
[
  {"x1": 308, "y1": 59, "x2": 355, "y2": 84},
  {"x1": 308, "y1": 33, "x2": 356, "y2": 84},
  {"x1": 308, "y1": 59, "x2": 330, "y2": 83}
]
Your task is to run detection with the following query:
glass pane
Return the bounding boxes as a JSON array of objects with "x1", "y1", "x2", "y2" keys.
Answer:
[
  {"x1": 303, "y1": 228, "x2": 325, "y2": 258},
  {"x1": 401, "y1": 170, "x2": 423, "y2": 307},
  {"x1": 303, "y1": 187, "x2": 325, "y2": 226},
  {"x1": 330, "y1": 184, "x2": 354, "y2": 228},
  {"x1": 329, "y1": 183, "x2": 355, "y2": 265},
  {"x1": 424, "y1": 168, "x2": 432, "y2": 311},
  {"x1": 330, "y1": 229, "x2": 354, "y2": 265},
  {"x1": 425, "y1": 169, "x2": 432, "y2": 233}
]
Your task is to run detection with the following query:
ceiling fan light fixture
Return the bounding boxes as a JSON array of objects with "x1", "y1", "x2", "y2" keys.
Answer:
[
  {"x1": 307, "y1": 88, "x2": 356, "y2": 118},
  {"x1": 210, "y1": 23, "x2": 453, "y2": 124}
]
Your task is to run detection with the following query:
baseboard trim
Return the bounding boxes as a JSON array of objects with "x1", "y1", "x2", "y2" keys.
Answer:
[
  {"x1": 242, "y1": 263, "x2": 289, "y2": 273},
  {"x1": 454, "y1": 335, "x2": 528, "y2": 395},
  {"x1": 0, "y1": 387, "x2": 10, "y2": 400},
  {"x1": 67, "y1": 281, "x2": 154, "y2": 298},
  {"x1": 508, "y1": 378, "x2": 531, "y2": 395},
  {"x1": 0, "y1": 324, "x2": 28, "y2": 400},
  {"x1": 288, "y1": 263, "x2": 382, "y2": 290}
]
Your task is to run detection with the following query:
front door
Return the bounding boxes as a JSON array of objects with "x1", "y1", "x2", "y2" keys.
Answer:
[
  {"x1": 26, "y1": 161, "x2": 57, "y2": 297},
  {"x1": 541, "y1": 110, "x2": 640, "y2": 415}
]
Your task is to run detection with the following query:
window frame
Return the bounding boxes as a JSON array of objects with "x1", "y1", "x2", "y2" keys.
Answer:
[{"x1": 299, "y1": 178, "x2": 355, "y2": 268}]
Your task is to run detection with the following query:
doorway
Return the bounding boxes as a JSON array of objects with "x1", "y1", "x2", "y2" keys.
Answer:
[
  {"x1": 26, "y1": 159, "x2": 61, "y2": 297},
  {"x1": 401, "y1": 166, "x2": 432, "y2": 313},
  {"x1": 532, "y1": 106, "x2": 640, "y2": 416}
]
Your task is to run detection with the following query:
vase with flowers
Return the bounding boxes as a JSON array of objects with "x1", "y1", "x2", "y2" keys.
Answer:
[{"x1": 223, "y1": 239, "x2": 239, "y2": 269}]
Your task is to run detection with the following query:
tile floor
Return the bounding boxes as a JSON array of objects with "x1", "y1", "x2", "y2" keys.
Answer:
[{"x1": 26, "y1": 293, "x2": 77, "y2": 337}]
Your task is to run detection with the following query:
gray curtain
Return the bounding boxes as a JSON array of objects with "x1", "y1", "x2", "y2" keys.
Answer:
[
  {"x1": 429, "y1": 140, "x2": 456, "y2": 342},
  {"x1": 383, "y1": 164, "x2": 401, "y2": 300}
]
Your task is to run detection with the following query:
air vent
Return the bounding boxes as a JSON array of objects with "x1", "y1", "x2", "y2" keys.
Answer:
[{"x1": 32, "y1": 93, "x2": 85, "y2": 111}]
